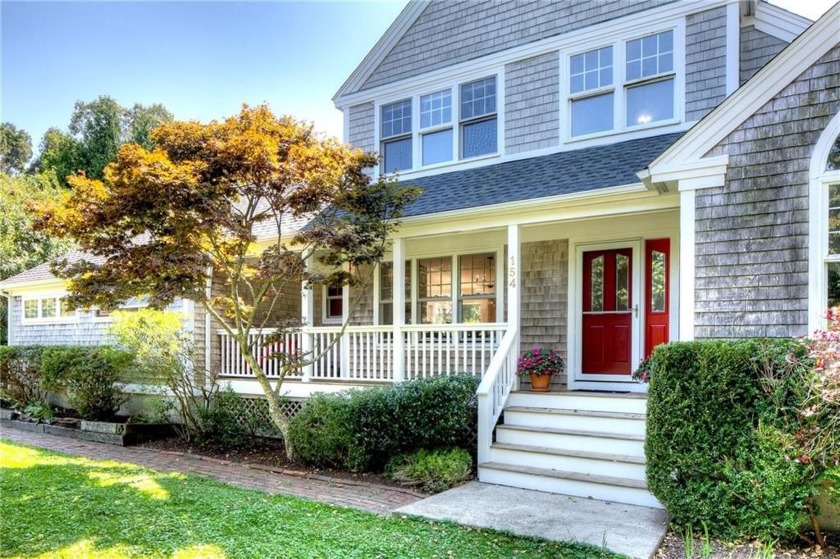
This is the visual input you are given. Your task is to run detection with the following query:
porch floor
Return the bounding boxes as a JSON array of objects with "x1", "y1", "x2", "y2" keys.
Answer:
[{"x1": 395, "y1": 481, "x2": 668, "y2": 559}]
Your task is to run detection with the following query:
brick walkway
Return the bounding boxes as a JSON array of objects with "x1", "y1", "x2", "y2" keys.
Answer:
[{"x1": 0, "y1": 428, "x2": 425, "y2": 514}]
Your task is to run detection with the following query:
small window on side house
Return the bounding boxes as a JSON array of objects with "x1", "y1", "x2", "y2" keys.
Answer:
[{"x1": 324, "y1": 286, "x2": 343, "y2": 323}]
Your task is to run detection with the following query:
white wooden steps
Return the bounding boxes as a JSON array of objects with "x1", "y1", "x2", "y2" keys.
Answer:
[{"x1": 478, "y1": 390, "x2": 662, "y2": 509}]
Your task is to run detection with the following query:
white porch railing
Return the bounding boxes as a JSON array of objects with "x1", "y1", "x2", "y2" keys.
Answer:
[
  {"x1": 216, "y1": 323, "x2": 508, "y2": 382},
  {"x1": 476, "y1": 326, "x2": 519, "y2": 464}
]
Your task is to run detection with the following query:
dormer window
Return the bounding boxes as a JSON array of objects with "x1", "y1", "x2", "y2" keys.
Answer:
[
  {"x1": 381, "y1": 99, "x2": 412, "y2": 173},
  {"x1": 460, "y1": 77, "x2": 497, "y2": 159},
  {"x1": 625, "y1": 30, "x2": 674, "y2": 127},
  {"x1": 569, "y1": 29, "x2": 677, "y2": 138}
]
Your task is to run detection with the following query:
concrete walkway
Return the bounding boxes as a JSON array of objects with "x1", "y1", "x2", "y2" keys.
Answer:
[{"x1": 395, "y1": 482, "x2": 669, "y2": 559}]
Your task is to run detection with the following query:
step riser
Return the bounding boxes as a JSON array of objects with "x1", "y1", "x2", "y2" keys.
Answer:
[
  {"x1": 496, "y1": 428, "x2": 645, "y2": 457},
  {"x1": 504, "y1": 410, "x2": 646, "y2": 436},
  {"x1": 507, "y1": 393, "x2": 647, "y2": 414},
  {"x1": 479, "y1": 466, "x2": 663, "y2": 509},
  {"x1": 489, "y1": 447, "x2": 647, "y2": 481}
]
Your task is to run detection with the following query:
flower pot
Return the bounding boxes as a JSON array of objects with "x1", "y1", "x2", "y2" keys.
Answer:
[{"x1": 529, "y1": 373, "x2": 552, "y2": 392}]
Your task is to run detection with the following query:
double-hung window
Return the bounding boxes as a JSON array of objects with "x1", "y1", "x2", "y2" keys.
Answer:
[
  {"x1": 379, "y1": 253, "x2": 498, "y2": 325},
  {"x1": 569, "y1": 29, "x2": 676, "y2": 137},
  {"x1": 323, "y1": 286, "x2": 343, "y2": 323},
  {"x1": 625, "y1": 30, "x2": 675, "y2": 126},
  {"x1": 380, "y1": 99, "x2": 412, "y2": 173},
  {"x1": 570, "y1": 46, "x2": 614, "y2": 137},
  {"x1": 420, "y1": 90, "x2": 453, "y2": 165},
  {"x1": 460, "y1": 77, "x2": 497, "y2": 159}
]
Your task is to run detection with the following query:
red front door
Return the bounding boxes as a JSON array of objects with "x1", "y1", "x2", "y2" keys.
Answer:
[{"x1": 582, "y1": 248, "x2": 633, "y2": 375}]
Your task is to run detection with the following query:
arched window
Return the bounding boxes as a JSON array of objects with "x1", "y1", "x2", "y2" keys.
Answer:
[{"x1": 809, "y1": 114, "x2": 840, "y2": 331}]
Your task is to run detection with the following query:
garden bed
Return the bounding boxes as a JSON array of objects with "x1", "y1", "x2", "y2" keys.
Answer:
[{"x1": 0, "y1": 408, "x2": 174, "y2": 446}]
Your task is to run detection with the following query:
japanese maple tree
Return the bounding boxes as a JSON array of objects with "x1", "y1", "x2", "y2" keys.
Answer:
[{"x1": 33, "y1": 105, "x2": 418, "y2": 454}]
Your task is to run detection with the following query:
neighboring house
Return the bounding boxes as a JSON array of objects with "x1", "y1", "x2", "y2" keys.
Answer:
[{"x1": 2, "y1": 0, "x2": 838, "y2": 508}]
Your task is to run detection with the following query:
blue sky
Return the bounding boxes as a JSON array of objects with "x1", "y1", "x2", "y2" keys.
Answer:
[
  {"x1": 2, "y1": 1, "x2": 407, "y2": 146},
  {"x1": 1, "y1": 0, "x2": 833, "y2": 151}
]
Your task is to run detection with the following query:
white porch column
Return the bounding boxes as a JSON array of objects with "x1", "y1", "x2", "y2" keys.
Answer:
[
  {"x1": 301, "y1": 252, "x2": 314, "y2": 382},
  {"x1": 679, "y1": 188, "x2": 696, "y2": 341},
  {"x1": 507, "y1": 225, "x2": 521, "y2": 390},
  {"x1": 392, "y1": 238, "x2": 406, "y2": 383},
  {"x1": 340, "y1": 264, "x2": 350, "y2": 378}
]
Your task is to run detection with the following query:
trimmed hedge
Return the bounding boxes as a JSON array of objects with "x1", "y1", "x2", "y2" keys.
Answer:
[
  {"x1": 288, "y1": 374, "x2": 479, "y2": 471},
  {"x1": 646, "y1": 338, "x2": 815, "y2": 540},
  {"x1": 0, "y1": 345, "x2": 133, "y2": 420}
]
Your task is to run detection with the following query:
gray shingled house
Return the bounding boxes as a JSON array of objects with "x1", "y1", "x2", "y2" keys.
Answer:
[{"x1": 2, "y1": 0, "x2": 838, "y2": 507}]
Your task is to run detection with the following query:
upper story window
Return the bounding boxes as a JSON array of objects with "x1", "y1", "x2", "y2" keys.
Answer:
[
  {"x1": 570, "y1": 46, "x2": 614, "y2": 137},
  {"x1": 460, "y1": 77, "x2": 497, "y2": 159},
  {"x1": 625, "y1": 30, "x2": 674, "y2": 126},
  {"x1": 420, "y1": 90, "x2": 453, "y2": 166},
  {"x1": 378, "y1": 75, "x2": 499, "y2": 174},
  {"x1": 381, "y1": 99, "x2": 412, "y2": 173},
  {"x1": 569, "y1": 29, "x2": 676, "y2": 138}
]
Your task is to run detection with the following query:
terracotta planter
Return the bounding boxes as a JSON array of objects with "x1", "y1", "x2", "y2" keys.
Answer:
[{"x1": 529, "y1": 373, "x2": 552, "y2": 392}]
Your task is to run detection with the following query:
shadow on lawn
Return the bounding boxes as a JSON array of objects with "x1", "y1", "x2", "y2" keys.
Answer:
[{"x1": 0, "y1": 442, "x2": 624, "y2": 559}]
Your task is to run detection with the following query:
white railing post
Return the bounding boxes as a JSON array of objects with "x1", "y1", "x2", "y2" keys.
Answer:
[
  {"x1": 392, "y1": 239, "x2": 406, "y2": 383},
  {"x1": 340, "y1": 264, "x2": 351, "y2": 378},
  {"x1": 301, "y1": 251, "x2": 314, "y2": 382},
  {"x1": 508, "y1": 224, "x2": 521, "y2": 390}
]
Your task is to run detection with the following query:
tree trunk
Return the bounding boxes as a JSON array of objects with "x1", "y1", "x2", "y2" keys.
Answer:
[{"x1": 239, "y1": 347, "x2": 296, "y2": 461}]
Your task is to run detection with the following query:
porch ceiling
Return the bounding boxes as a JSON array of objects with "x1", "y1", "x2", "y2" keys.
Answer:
[{"x1": 399, "y1": 132, "x2": 684, "y2": 218}]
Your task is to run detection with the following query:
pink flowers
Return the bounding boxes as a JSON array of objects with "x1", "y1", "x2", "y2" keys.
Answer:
[{"x1": 517, "y1": 347, "x2": 564, "y2": 377}]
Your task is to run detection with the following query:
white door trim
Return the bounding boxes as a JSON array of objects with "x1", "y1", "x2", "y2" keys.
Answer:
[{"x1": 568, "y1": 238, "x2": 646, "y2": 393}]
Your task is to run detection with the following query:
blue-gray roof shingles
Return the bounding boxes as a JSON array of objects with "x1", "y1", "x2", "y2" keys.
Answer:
[{"x1": 399, "y1": 132, "x2": 684, "y2": 218}]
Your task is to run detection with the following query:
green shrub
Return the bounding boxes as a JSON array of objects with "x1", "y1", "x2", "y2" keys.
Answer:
[
  {"x1": 197, "y1": 387, "x2": 252, "y2": 449},
  {"x1": 39, "y1": 346, "x2": 133, "y2": 421},
  {"x1": 286, "y1": 391, "x2": 354, "y2": 468},
  {"x1": 0, "y1": 345, "x2": 46, "y2": 407},
  {"x1": 385, "y1": 448, "x2": 473, "y2": 493},
  {"x1": 645, "y1": 338, "x2": 814, "y2": 541},
  {"x1": 288, "y1": 374, "x2": 479, "y2": 471}
]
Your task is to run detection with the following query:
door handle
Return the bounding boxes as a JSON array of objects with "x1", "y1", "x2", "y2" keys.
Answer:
[{"x1": 633, "y1": 304, "x2": 639, "y2": 318}]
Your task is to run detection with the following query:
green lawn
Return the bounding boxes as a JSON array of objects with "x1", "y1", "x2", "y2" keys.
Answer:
[{"x1": 0, "y1": 441, "x2": 625, "y2": 559}]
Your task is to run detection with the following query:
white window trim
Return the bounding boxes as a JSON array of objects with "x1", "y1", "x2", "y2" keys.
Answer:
[
  {"x1": 322, "y1": 285, "x2": 344, "y2": 325},
  {"x1": 91, "y1": 296, "x2": 150, "y2": 322},
  {"x1": 375, "y1": 247, "x2": 504, "y2": 326},
  {"x1": 562, "y1": 20, "x2": 685, "y2": 144},
  {"x1": 373, "y1": 69, "x2": 504, "y2": 177},
  {"x1": 21, "y1": 293, "x2": 79, "y2": 325},
  {"x1": 809, "y1": 112, "x2": 840, "y2": 333}
]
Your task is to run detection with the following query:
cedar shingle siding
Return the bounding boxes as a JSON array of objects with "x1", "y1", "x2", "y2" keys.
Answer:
[
  {"x1": 739, "y1": 25, "x2": 788, "y2": 85},
  {"x1": 504, "y1": 51, "x2": 561, "y2": 154},
  {"x1": 695, "y1": 45, "x2": 840, "y2": 339},
  {"x1": 685, "y1": 6, "x2": 728, "y2": 121}
]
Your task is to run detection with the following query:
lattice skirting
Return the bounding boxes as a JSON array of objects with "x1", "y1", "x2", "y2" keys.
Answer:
[{"x1": 232, "y1": 397, "x2": 305, "y2": 438}]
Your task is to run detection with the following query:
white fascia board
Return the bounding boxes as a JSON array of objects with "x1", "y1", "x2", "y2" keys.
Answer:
[
  {"x1": 754, "y1": 2, "x2": 812, "y2": 42},
  {"x1": 332, "y1": 0, "x2": 430, "y2": 102},
  {"x1": 649, "y1": 2, "x2": 838, "y2": 167},
  {"x1": 0, "y1": 279, "x2": 67, "y2": 295},
  {"x1": 646, "y1": 155, "x2": 730, "y2": 191},
  {"x1": 394, "y1": 184, "x2": 678, "y2": 238},
  {"x1": 334, "y1": 0, "x2": 725, "y2": 108}
]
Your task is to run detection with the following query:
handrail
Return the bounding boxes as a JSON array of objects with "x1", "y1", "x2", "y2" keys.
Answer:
[{"x1": 476, "y1": 326, "x2": 519, "y2": 465}]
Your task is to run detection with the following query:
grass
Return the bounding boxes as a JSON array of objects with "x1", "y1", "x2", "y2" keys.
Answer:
[{"x1": 0, "y1": 440, "x2": 625, "y2": 559}]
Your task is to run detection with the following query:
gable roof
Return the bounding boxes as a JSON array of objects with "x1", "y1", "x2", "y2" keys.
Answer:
[
  {"x1": 648, "y1": 1, "x2": 839, "y2": 169},
  {"x1": 400, "y1": 132, "x2": 684, "y2": 218},
  {"x1": 333, "y1": 0, "x2": 428, "y2": 102}
]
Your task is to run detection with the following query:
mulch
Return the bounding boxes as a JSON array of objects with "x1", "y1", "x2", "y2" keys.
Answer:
[{"x1": 654, "y1": 529, "x2": 839, "y2": 558}]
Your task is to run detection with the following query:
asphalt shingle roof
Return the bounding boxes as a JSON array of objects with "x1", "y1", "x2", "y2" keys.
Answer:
[
  {"x1": 399, "y1": 132, "x2": 684, "y2": 217},
  {"x1": 0, "y1": 250, "x2": 102, "y2": 288}
]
